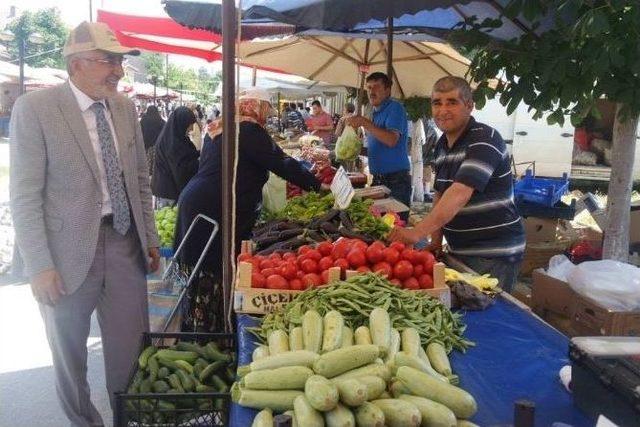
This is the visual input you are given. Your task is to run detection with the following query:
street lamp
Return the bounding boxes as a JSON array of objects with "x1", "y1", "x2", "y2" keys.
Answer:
[
  {"x1": 0, "y1": 30, "x2": 45, "y2": 95},
  {"x1": 147, "y1": 74, "x2": 165, "y2": 106}
]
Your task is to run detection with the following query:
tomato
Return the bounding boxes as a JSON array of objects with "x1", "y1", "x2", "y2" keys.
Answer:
[
  {"x1": 372, "y1": 262, "x2": 393, "y2": 278},
  {"x1": 383, "y1": 247, "x2": 400, "y2": 265},
  {"x1": 389, "y1": 278, "x2": 402, "y2": 287},
  {"x1": 302, "y1": 273, "x2": 322, "y2": 288},
  {"x1": 321, "y1": 269, "x2": 331, "y2": 285},
  {"x1": 389, "y1": 241, "x2": 406, "y2": 252},
  {"x1": 266, "y1": 274, "x2": 289, "y2": 289},
  {"x1": 289, "y1": 278, "x2": 304, "y2": 291},
  {"x1": 249, "y1": 258, "x2": 262, "y2": 270},
  {"x1": 403, "y1": 277, "x2": 420, "y2": 290},
  {"x1": 305, "y1": 249, "x2": 322, "y2": 262},
  {"x1": 356, "y1": 266, "x2": 371, "y2": 273},
  {"x1": 423, "y1": 251, "x2": 436, "y2": 274},
  {"x1": 298, "y1": 245, "x2": 312, "y2": 255},
  {"x1": 237, "y1": 253, "x2": 252, "y2": 263},
  {"x1": 332, "y1": 242, "x2": 350, "y2": 260},
  {"x1": 253, "y1": 255, "x2": 265, "y2": 262},
  {"x1": 401, "y1": 248, "x2": 417, "y2": 263},
  {"x1": 365, "y1": 245, "x2": 385, "y2": 264},
  {"x1": 318, "y1": 256, "x2": 334, "y2": 271},
  {"x1": 412, "y1": 251, "x2": 426, "y2": 265},
  {"x1": 282, "y1": 252, "x2": 297, "y2": 261},
  {"x1": 297, "y1": 270, "x2": 305, "y2": 279},
  {"x1": 370, "y1": 240, "x2": 386, "y2": 249},
  {"x1": 413, "y1": 264, "x2": 424, "y2": 277},
  {"x1": 393, "y1": 260, "x2": 414, "y2": 281},
  {"x1": 347, "y1": 249, "x2": 367, "y2": 268},
  {"x1": 259, "y1": 259, "x2": 275, "y2": 270},
  {"x1": 317, "y1": 241, "x2": 333, "y2": 257},
  {"x1": 260, "y1": 267, "x2": 276, "y2": 277},
  {"x1": 268, "y1": 253, "x2": 282, "y2": 262},
  {"x1": 418, "y1": 274, "x2": 434, "y2": 289},
  {"x1": 351, "y1": 239, "x2": 368, "y2": 252},
  {"x1": 251, "y1": 272, "x2": 266, "y2": 288},
  {"x1": 280, "y1": 263, "x2": 298, "y2": 280},
  {"x1": 333, "y1": 258, "x2": 349, "y2": 273},
  {"x1": 300, "y1": 259, "x2": 318, "y2": 274}
]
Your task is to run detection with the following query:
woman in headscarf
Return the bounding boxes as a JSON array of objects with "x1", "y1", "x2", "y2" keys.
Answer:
[
  {"x1": 152, "y1": 106, "x2": 199, "y2": 204},
  {"x1": 139, "y1": 105, "x2": 165, "y2": 177},
  {"x1": 174, "y1": 88, "x2": 321, "y2": 277}
]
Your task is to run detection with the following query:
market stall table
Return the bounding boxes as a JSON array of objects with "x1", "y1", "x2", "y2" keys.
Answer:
[{"x1": 230, "y1": 295, "x2": 592, "y2": 426}]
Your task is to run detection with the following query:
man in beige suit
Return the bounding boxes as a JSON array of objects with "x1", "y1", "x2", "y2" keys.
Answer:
[{"x1": 10, "y1": 22, "x2": 159, "y2": 426}]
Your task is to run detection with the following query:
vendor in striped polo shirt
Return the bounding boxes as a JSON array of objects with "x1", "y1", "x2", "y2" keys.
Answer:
[{"x1": 390, "y1": 77, "x2": 525, "y2": 293}]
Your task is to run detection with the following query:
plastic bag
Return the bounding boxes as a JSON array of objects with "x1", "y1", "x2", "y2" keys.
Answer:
[
  {"x1": 335, "y1": 125, "x2": 362, "y2": 160},
  {"x1": 261, "y1": 173, "x2": 287, "y2": 213},
  {"x1": 566, "y1": 260, "x2": 640, "y2": 311},
  {"x1": 546, "y1": 254, "x2": 575, "y2": 281}
]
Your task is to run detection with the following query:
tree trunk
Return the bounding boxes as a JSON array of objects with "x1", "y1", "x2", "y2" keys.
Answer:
[{"x1": 602, "y1": 104, "x2": 638, "y2": 261}]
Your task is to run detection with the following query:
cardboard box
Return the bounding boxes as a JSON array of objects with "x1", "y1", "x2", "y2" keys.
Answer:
[
  {"x1": 532, "y1": 269, "x2": 640, "y2": 336},
  {"x1": 524, "y1": 218, "x2": 558, "y2": 243},
  {"x1": 630, "y1": 204, "x2": 640, "y2": 244}
]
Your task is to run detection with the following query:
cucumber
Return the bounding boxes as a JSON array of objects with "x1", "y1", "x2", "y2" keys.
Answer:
[
  {"x1": 369, "y1": 308, "x2": 391, "y2": 352},
  {"x1": 249, "y1": 350, "x2": 319, "y2": 371},
  {"x1": 175, "y1": 369, "x2": 195, "y2": 392},
  {"x1": 325, "y1": 402, "x2": 355, "y2": 427},
  {"x1": 293, "y1": 395, "x2": 324, "y2": 427},
  {"x1": 204, "y1": 342, "x2": 232, "y2": 362},
  {"x1": 242, "y1": 366, "x2": 314, "y2": 390},
  {"x1": 302, "y1": 310, "x2": 323, "y2": 353},
  {"x1": 252, "y1": 345, "x2": 270, "y2": 361},
  {"x1": 371, "y1": 399, "x2": 421, "y2": 427},
  {"x1": 251, "y1": 408, "x2": 273, "y2": 427},
  {"x1": 152, "y1": 380, "x2": 170, "y2": 393},
  {"x1": 139, "y1": 378, "x2": 152, "y2": 393},
  {"x1": 330, "y1": 363, "x2": 391, "y2": 382},
  {"x1": 283, "y1": 410, "x2": 299, "y2": 427},
  {"x1": 138, "y1": 346, "x2": 157, "y2": 369},
  {"x1": 354, "y1": 326, "x2": 372, "y2": 345},
  {"x1": 157, "y1": 356, "x2": 181, "y2": 371},
  {"x1": 195, "y1": 384, "x2": 216, "y2": 392},
  {"x1": 231, "y1": 382, "x2": 302, "y2": 411},
  {"x1": 333, "y1": 378, "x2": 367, "y2": 407},
  {"x1": 211, "y1": 374, "x2": 229, "y2": 392},
  {"x1": 268, "y1": 330, "x2": 290, "y2": 355},
  {"x1": 199, "y1": 360, "x2": 226, "y2": 383},
  {"x1": 147, "y1": 356, "x2": 159, "y2": 382},
  {"x1": 356, "y1": 376, "x2": 386, "y2": 401},
  {"x1": 396, "y1": 366, "x2": 478, "y2": 419},
  {"x1": 322, "y1": 310, "x2": 344, "y2": 353},
  {"x1": 193, "y1": 358, "x2": 209, "y2": 377},
  {"x1": 426, "y1": 342, "x2": 453, "y2": 376},
  {"x1": 305, "y1": 374, "x2": 339, "y2": 411},
  {"x1": 176, "y1": 341, "x2": 208, "y2": 358},
  {"x1": 173, "y1": 359, "x2": 194, "y2": 375},
  {"x1": 385, "y1": 329, "x2": 401, "y2": 365},
  {"x1": 289, "y1": 327, "x2": 304, "y2": 351},
  {"x1": 401, "y1": 328, "x2": 422, "y2": 356},
  {"x1": 354, "y1": 402, "x2": 385, "y2": 427},
  {"x1": 155, "y1": 349, "x2": 199, "y2": 364},
  {"x1": 341, "y1": 327, "x2": 354, "y2": 348},
  {"x1": 167, "y1": 373, "x2": 184, "y2": 392},
  {"x1": 399, "y1": 395, "x2": 457, "y2": 427},
  {"x1": 394, "y1": 352, "x2": 449, "y2": 383},
  {"x1": 313, "y1": 344, "x2": 381, "y2": 378}
]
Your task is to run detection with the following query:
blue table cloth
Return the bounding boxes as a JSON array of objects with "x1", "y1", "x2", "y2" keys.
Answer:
[{"x1": 230, "y1": 297, "x2": 592, "y2": 426}]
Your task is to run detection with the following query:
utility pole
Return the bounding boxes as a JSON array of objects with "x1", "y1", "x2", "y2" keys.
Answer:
[{"x1": 89, "y1": 0, "x2": 93, "y2": 22}]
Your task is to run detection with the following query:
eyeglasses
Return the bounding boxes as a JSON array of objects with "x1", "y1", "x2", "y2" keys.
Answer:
[{"x1": 81, "y1": 56, "x2": 125, "y2": 67}]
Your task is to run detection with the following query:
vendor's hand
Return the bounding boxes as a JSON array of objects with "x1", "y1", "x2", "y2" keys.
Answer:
[
  {"x1": 148, "y1": 247, "x2": 161, "y2": 272},
  {"x1": 389, "y1": 227, "x2": 422, "y2": 245},
  {"x1": 426, "y1": 243, "x2": 443, "y2": 258},
  {"x1": 30, "y1": 268, "x2": 66, "y2": 306},
  {"x1": 345, "y1": 115, "x2": 371, "y2": 129},
  {"x1": 319, "y1": 183, "x2": 332, "y2": 192},
  {"x1": 207, "y1": 119, "x2": 222, "y2": 138}
]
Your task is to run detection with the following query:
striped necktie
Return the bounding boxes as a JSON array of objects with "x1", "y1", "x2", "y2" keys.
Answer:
[{"x1": 90, "y1": 102, "x2": 131, "y2": 235}]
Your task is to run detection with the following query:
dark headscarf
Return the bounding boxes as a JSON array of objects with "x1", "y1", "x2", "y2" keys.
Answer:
[{"x1": 140, "y1": 105, "x2": 165, "y2": 149}]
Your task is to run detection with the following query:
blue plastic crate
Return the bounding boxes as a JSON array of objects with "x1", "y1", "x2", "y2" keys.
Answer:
[
  {"x1": 514, "y1": 170, "x2": 569, "y2": 207},
  {"x1": 159, "y1": 247, "x2": 174, "y2": 258}
]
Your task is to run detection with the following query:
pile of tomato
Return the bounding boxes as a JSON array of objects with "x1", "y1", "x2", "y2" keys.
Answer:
[{"x1": 238, "y1": 238, "x2": 436, "y2": 291}]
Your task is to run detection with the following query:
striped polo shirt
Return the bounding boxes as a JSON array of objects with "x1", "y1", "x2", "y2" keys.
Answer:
[{"x1": 433, "y1": 117, "x2": 525, "y2": 259}]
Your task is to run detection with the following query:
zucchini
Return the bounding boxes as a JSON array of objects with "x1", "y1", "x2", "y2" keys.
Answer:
[
  {"x1": 371, "y1": 399, "x2": 421, "y2": 427},
  {"x1": 249, "y1": 350, "x2": 319, "y2": 371},
  {"x1": 290, "y1": 327, "x2": 304, "y2": 351},
  {"x1": 398, "y1": 395, "x2": 457, "y2": 427},
  {"x1": 389, "y1": 380, "x2": 411, "y2": 398},
  {"x1": 293, "y1": 395, "x2": 324, "y2": 427},
  {"x1": 268, "y1": 330, "x2": 290, "y2": 355},
  {"x1": 242, "y1": 366, "x2": 314, "y2": 390},
  {"x1": 251, "y1": 408, "x2": 273, "y2": 427},
  {"x1": 396, "y1": 366, "x2": 477, "y2": 419},
  {"x1": 138, "y1": 346, "x2": 157, "y2": 369},
  {"x1": 330, "y1": 363, "x2": 391, "y2": 382},
  {"x1": 252, "y1": 345, "x2": 270, "y2": 362},
  {"x1": 199, "y1": 360, "x2": 225, "y2": 383},
  {"x1": 457, "y1": 420, "x2": 480, "y2": 427},
  {"x1": 401, "y1": 328, "x2": 422, "y2": 356},
  {"x1": 322, "y1": 310, "x2": 344, "y2": 353},
  {"x1": 152, "y1": 380, "x2": 170, "y2": 393},
  {"x1": 341, "y1": 327, "x2": 354, "y2": 348},
  {"x1": 231, "y1": 382, "x2": 302, "y2": 411},
  {"x1": 325, "y1": 402, "x2": 355, "y2": 427},
  {"x1": 303, "y1": 310, "x2": 323, "y2": 353},
  {"x1": 333, "y1": 378, "x2": 367, "y2": 407},
  {"x1": 155, "y1": 349, "x2": 199, "y2": 364},
  {"x1": 369, "y1": 308, "x2": 391, "y2": 351},
  {"x1": 356, "y1": 376, "x2": 386, "y2": 401},
  {"x1": 426, "y1": 342, "x2": 453, "y2": 376},
  {"x1": 394, "y1": 352, "x2": 449, "y2": 383},
  {"x1": 355, "y1": 402, "x2": 385, "y2": 427},
  {"x1": 283, "y1": 410, "x2": 299, "y2": 427},
  {"x1": 313, "y1": 344, "x2": 381, "y2": 378},
  {"x1": 384, "y1": 329, "x2": 401, "y2": 365},
  {"x1": 176, "y1": 341, "x2": 208, "y2": 358},
  {"x1": 305, "y1": 375, "x2": 339, "y2": 411},
  {"x1": 354, "y1": 326, "x2": 372, "y2": 345}
]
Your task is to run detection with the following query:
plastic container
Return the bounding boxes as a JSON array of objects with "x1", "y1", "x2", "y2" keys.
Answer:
[
  {"x1": 514, "y1": 170, "x2": 569, "y2": 207},
  {"x1": 114, "y1": 332, "x2": 235, "y2": 427},
  {"x1": 516, "y1": 199, "x2": 576, "y2": 220}
]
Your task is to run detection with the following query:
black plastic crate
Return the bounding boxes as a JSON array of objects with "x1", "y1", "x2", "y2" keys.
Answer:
[{"x1": 115, "y1": 332, "x2": 235, "y2": 427}]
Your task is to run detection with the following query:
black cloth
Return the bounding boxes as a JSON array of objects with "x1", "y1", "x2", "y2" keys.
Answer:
[
  {"x1": 139, "y1": 106, "x2": 165, "y2": 149},
  {"x1": 152, "y1": 106, "x2": 199, "y2": 200},
  {"x1": 174, "y1": 121, "x2": 321, "y2": 274}
]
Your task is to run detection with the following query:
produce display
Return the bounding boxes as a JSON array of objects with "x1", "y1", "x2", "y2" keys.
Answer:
[
  {"x1": 124, "y1": 340, "x2": 236, "y2": 424},
  {"x1": 287, "y1": 165, "x2": 336, "y2": 198},
  {"x1": 234, "y1": 308, "x2": 478, "y2": 426},
  {"x1": 154, "y1": 206, "x2": 177, "y2": 248},
  {"x1": 445, "y1": 268, "x2": 500, "y2": 295},
  {"x1": 335, "y1": 125, "x2": 363, "y2": 161}
]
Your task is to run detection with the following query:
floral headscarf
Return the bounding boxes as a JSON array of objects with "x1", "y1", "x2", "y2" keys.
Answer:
[{"x1": 239, "y1": 97, "x2": 273, "y2": 126}]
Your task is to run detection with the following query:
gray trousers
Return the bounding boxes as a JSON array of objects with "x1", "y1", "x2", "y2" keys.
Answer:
[{"x1": 39, "y1": 220, "x2": 149, "y2": 427}]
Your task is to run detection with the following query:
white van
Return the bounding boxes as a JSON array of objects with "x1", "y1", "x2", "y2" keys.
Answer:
[{"x1": 473, "y1": 98, "x2": 640, "y2": 181}]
